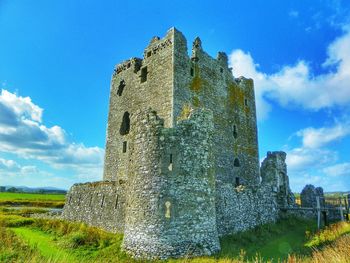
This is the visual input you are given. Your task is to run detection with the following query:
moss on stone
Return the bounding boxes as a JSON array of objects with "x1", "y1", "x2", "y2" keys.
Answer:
[
  {"x1": 192, "y1": 96, "x2": 200, "y2": 107},
  {"x1": 228, "y1": 82, "x2": 245, "y2": 109},
  {"x1": 190, "y1": 64, "x2": 203, "y2": 92}
]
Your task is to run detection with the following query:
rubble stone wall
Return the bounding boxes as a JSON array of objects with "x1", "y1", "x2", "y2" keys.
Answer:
[
  {"x1": 62, "y1": 181, "x2": 125, "y2": 233},
  {"x1": 121, "y1": 108, "x2": 220, "y2": 259}
]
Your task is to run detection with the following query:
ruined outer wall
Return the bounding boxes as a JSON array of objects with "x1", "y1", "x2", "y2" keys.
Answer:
[
  {"x1": 122, "y1": 109, "x2": 220, "y2": 259},
  {"x1": 62, "y1": 181, "x2": 125, "y2": 233},
  {"x1": 216, "y1": 184, "x2": 278, "y2": 236},
  {"x1": 103, "y1": 28, "x2": 176, "y2": 182}
]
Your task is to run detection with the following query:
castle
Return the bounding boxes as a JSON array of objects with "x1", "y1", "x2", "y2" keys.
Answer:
[{"x1": 62, "y1": 28, "x2": 295, "y2": 259}]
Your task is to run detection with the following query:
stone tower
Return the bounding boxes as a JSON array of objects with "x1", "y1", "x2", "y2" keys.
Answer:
[
  {"x1": 103, "y1": 28, "x2": 260, "y2": 233},
  {"x1": 63, "y1": 28, "x2": 283, "y2": 260}
]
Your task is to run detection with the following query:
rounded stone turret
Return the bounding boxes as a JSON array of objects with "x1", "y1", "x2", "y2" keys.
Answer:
[{"x1": 122, "y1": 108, "x2": 220, "y2": 259}]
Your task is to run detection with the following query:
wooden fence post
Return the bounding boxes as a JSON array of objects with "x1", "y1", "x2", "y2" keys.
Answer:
[
  {"x1": 344, "y1": 196, "x2": 349, "y2": 221},
  {"x1": 339, "y1": 197, "x2": 344, "y2": 222},
  {"x1": 316, "y1": 196, "x2": 321, "y2": 229}
]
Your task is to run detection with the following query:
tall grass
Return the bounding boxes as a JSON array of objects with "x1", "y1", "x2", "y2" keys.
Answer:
[
  {"x1": 0, "y1": 223, "x2": 44, "y2": 262},
  {"x1": 305, "y1": 221, "x2": 350, "y2": 247}
]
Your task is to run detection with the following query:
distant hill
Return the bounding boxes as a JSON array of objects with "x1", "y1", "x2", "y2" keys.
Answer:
[{"x1": 1, "y1": 185, "x2": 67, "y2": 194}]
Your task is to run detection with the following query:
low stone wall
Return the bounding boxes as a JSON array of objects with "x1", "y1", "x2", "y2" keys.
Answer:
[
  {"x1": 216, "y1": 183, "x2": 278, "y2": 236},
  {"x1": 61, "y1": 181, "x2": 125, "y2": 233}
]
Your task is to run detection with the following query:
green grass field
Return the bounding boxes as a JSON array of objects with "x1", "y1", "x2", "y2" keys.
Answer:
[
  {"x1": 0, "y1": 192, "x2": 65, "y2": 201},
  {"x1": 0, "y1": 192, "x2": 66, "y2": 208},
  {"x1": 0, "y1": 193, "x2": 349, "y2": 262}
]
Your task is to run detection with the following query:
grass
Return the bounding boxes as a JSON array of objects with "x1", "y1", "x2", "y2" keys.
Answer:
[
  {"x1": 0, "y1": 222, "x2": 44, "y2": 262},
  {"x1": 13, "y1": 227, "x2": 78, "y2": 262},
  {"x1": 0, "y1": 192, "x2": 65, "y2": 208},
  {"x1": 0, "y1": 193, "x2": 65, "y2": 201},
  {"x1": 0, "y1": 193, "x2": 349, "y2": 262}
]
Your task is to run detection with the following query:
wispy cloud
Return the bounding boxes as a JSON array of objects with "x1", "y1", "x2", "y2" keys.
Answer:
[
  {"x1": 296, "y1": 123, "x2": 350, "y2": 149},
  {"x1": 283, "y1": 119, "x2": 350, "y2": 191},
  {"x1": 323, "y1": 162, "x2": 350, "y2": 177},
  {"x1": 289, "y1": 10, "x2": 299, "y2": 18}
]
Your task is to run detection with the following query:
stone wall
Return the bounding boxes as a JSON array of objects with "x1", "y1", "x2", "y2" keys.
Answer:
[
  {"x1": 216, "y1": 183, "x2": 278, "y2": 236},
  {"x1": 122, "y1": 108, "x2": 220, "y2": 259},
  {"x1": 300, "y1": 184, "x2": 324, "y2": 208},
  {"x1": 261, "y1": 151, "x2": 295, "y2": 207},
  {"x1": 62, "y1": 181, "x2": 125, "y2": 233}
]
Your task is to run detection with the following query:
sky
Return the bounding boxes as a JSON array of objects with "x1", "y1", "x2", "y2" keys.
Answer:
[{"x1": 0, "y1": 0, "x2": 350, "y2": 192}]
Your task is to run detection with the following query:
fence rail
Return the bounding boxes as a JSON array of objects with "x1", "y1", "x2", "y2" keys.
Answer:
[{"x1": 291, "y1": 194, "x2": 350, "y2": 229}]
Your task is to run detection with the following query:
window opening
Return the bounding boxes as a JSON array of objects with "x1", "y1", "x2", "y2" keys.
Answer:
[
  {"x1": 233, "y1": 125, "x2": 238, "y2": 139},
  {"x1": 119, "y1": 112, "x2": 130, "y2": 135},
  {"x1": 235, "y1": 177, "x2": 240, "y2": 187},
  {"x1": 115, "y1": 196, "x2": 119, "y2": 209},
  {"x1": 141, "y1": 66, "x2": 148, "y2": 83},
  {"x1": 117, "y1": 80, "x2": 125, "y2": 96},
  {"x1": 170, "y1": 154, "x2": 173, "y2": 164},
  {"x1": 147, "y1": 51, "x2": 152, "y2": 57},
  {"x1": 245, "y1": 98, "x2": 248, "y2": 106},
  {"x1": 123, "y1": 141, "x2": 127, "y2": 153},
  {"x1": 101, "y1": 195, "x2": 105, "y2": 207},
  {"x1": 234, "y1": 158, "x2": 240, "y2": 167},
  {"x1": 190, "y1": 67, "x2": 194, "y2": 76},
  {"x1": 220, "y1": 67, "x2": 223, "y2": 73}
]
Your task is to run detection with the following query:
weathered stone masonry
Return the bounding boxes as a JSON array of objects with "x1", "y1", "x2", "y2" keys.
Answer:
[{"x1": 62, "y1": 28, "x2": 294, "y2": 259}]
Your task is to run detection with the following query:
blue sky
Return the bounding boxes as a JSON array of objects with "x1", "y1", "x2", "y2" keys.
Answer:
[{"x1": 0, "y1": 0, "x2": 350, "y2": 192}]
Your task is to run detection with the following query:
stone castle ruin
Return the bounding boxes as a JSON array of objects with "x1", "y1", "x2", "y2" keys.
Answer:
[{"x1": 62, "y1": 28, "x2": 295, "y2": 259}]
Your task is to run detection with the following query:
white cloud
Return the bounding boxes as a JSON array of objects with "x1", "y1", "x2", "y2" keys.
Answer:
[
  {"x1": 0, "y1": 89, "x2": 104, "y2": 180},
  {"x1": 0, "y1": 89, "x2": 42, "y2": 122},
  {"x1": 283, "y1": 120, "x2": 350, "y2": 191},
  {"x1": 0, "y1": 157, "x2": 40, "y2": 176},
  {"x1": 323, "y1": 162, "x2": 350, "y2": 177},
  {"x1": 286, "y1": 147, "x2": 337, "y2": 172},
  {"x1": 229, "y1": 25, "x2": 350, "y2": 121},
  {"x1": 296, "y1": 123, "x2": 350, "y2": 149},
  {"x1": 0, "y1": 157, "x2": 21, "y2": 172}
]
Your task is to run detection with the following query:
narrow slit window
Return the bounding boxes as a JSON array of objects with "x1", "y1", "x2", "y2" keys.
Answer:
[
  {"x1": 234, "y1": 158, "x2": 240, "y2": 167},
  {"x1": 101, "y1": 195, "x2": 105, "y2": 207},
  {"x1": 244, "y1": 98, "x2": 248, "y2": 106},
  {"x1": 190, "y1": 67, "x2": 194, "y2": 76},
  {"x1": 115, "y1": 196, "x2": 119, "y2": 209},
  {"x1": 220, "y1": 67, "x2": 223, "y2": 73},
  {"x1": 123, "y1": 141, "x2": 127, "y2": 153},
  {"x1": 235, "y1": 177, "x2": 240, "y2": 187},
  {"x1": 120, "y1": 112, "x2": 130, "y2": 135},
  {"x1": 141, "y1": 66, "x2": 148, "y2": 83},
  {"x1": 170, "y1": 154, "x2": 173, "y2": 164},
  {"x1": 233, "y1": 125, "x2": 238, "y2": 139}
]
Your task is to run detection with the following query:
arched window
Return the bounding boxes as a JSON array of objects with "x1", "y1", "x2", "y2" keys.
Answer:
[
  {"x1": 234, "y1": 158, "x2": 240, "y2": 167},
  {"x1": 120, "y1": 112, "x2": 130, "y2": 135}
]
